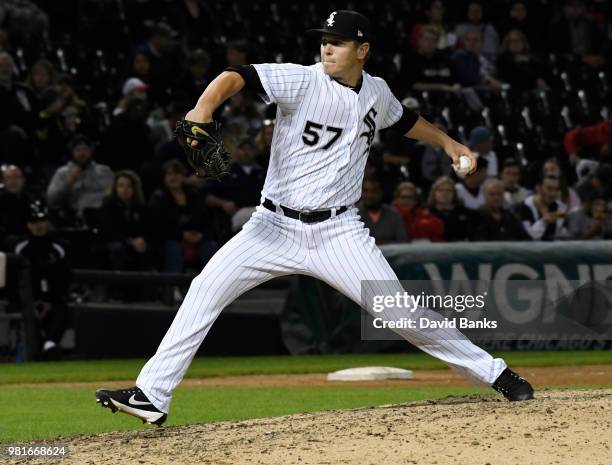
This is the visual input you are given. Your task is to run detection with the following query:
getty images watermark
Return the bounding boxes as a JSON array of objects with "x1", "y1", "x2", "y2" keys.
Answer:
[
  {"x1": 370, "y1": 290, "x2": 496, "y2": 330},
  {"x1": 360, "y1": 280, "x2": 612, "y2": 342}
]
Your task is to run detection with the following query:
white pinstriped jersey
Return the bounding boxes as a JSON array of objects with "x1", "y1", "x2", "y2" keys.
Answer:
[
  {"x1": 253, "y1": 62, "x2": 403, "y2": 210},
  {"x1": 137, "y1": 66, "x2": 508, "y2": 415}
]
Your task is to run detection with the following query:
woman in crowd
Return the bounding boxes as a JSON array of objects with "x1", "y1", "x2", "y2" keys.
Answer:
[
  {"x1": 427, "y1": 176, "x2": 474, "y2": 241},
  {"x1": 497, "y1": 29, "x2": 549, "y2": 91},
  {"x1": 98, "y1": 170, "x2": 151, "y2": 271},
  {"x1": 567, "y1": 198, "x2": 612, "y2": 239},
  {"x1": 392, "y1": 182, "x2": 444, "y2": 242},
  {"x1": 26, "y1": 59, "x2": 56, "y2": 103},
  {"x1": 148, "y1": 160, "x2": 218, "y2": 272},
  {"x1": 498, "y1": 1, "x2": 540, "y2": 51},
  {"x1": 455, "y1": 1, "x2": 500, "y2": 62}
]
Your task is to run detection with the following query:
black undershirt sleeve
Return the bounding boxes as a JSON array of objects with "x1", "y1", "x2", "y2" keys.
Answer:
[
  {"x1": 224, "y1": 65, "x2": 266, "y2": 99},
  {"x1": 387, "y1": 105, "x2": 420, "y2": 135}
]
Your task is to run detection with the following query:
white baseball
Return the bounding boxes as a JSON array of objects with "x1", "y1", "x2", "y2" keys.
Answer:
[{"x1": 455, "y1": 155, "x2": 472, "y2": 175}]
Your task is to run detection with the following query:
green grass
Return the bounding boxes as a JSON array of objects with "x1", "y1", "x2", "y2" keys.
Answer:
[
  {"x1": 1, "y1": 350, "x2": 611, "y2": 385},
  {"x1": 1, "y1": 382, "x2": 609, "y2": 443},
  {"x1": 0, "y1": 385, "x2": 490, "y2": 442},
  {"x1": 0, "y1": 351, "x2": 610, "y2": 442}
]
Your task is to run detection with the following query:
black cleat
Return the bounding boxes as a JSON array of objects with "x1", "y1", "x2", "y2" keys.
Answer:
[
  {"x1": 95, "y1": 387, "x2": 167, "y2": 426},
  {"x1": 492, "y1": 368, "x2": 535, "y2": 401}
]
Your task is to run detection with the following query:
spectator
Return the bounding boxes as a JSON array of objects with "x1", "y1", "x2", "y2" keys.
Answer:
[
  {"x1": 46, "y1": 134, "x2": 114, "y2": 223},
  {"x1": 113, "y1": 77, "x2": 148, "y2": 116},
  {"x1": 455, "y1": 156, "x2": 488, "y2": 209},
  {"x1": 468, "y1": 126, "x2": 498, "y2": 176},
  {"x1": 0, "y1": 51, "x2": 35, "y2": 133},
  {"x1": 563, "y1": 115, "x2": 612, "y2": 164},
  {"x1": 98, "y1": 171, "x2": 151, "y2": 271},
  {"x1": 0, "y1": 0, "x2": 49, "y2": 57},
  {"x1": 455, "y1": 1, "x2": 500, "y2": 63},
  {"x1": 499, "y1": 1, "x2": 541, "y2": 51},
  {"x1": 567, "y1": 198, "x2": 612, "y2": 239},
  {"x1": 472, "y1": 178, "x2": 529, "y2": 240},
  {"x1": 409, "y1": 0, "x2": 455, "y2": 50},
  {"x1": 575, "y1": 163, "x2": 612, "y2": 203},
  {"x1": 402, "y1": 26, "x2": 460, "y2": 96},
  {"x1": 497, "y1": 29, "x2": 549, "y2": 91},
  {"x1": 205, "y1": 139, "x2": 266, "y2": 232},
  {"x1": 127, "y1": 51, "x2": 166, "y2": 106},
  {"x1": 450, "y1": 28, "x2": 503, "y2": 102},
  {"x1": 26, "y1": 59, "x2": 56, "y2": 102},
  {"x1": 357, "y1": 177, "x2": 407, "y2": 244},
  {"x1": 15, "y1": 200, "x2": 71, "y2": 360},
  {"x1": 136, "y1": 22, "x2": 183, "y2": 103},
  {"x1": 149, "y1": 160, "x2": 218, "y2": 272},
  {"x1": 541, "y1": 157, "x2": 581, "y2": 211},
  {"x1": 99, "y1": 96, "x2": 153, "y2": 172},
  {"x1": 0, "y1": 164, "x2": 31, "y2": 249},
  {"x1": 35, "y1": 75, "x2": 92, "y2": 176},
  {"x1": 549, "y1": 0, "x2": 607, "y2": 69},
  {"x1": 142, "y1": 100, "x2": 203, "y2": 196},
  {"x1": 39, "y1": 73, "x2": 87, "y2": 116},
  {"x1": 500, "y1": 157, "x2": 529, "y2": 208},
  {"x1": 518, "y1": 175, "x2": 570, "y2": 240},
  {"x1": 428, "y1": 176, "x2": 474, "y2": 241},
  {"x1": 392, "y1": 182, "x2": 444, "y2": 242},
  {"x1": 130, "y1": 52, "x2": 152, "y2": 85},
  {"x1": 175, "y1": 49, "x2": 212, "y2": 103}
]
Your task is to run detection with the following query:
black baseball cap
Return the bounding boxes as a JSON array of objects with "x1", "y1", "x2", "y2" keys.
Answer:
[{"x1": 308, "y1": 10, "x2": 372, "y2": 43}]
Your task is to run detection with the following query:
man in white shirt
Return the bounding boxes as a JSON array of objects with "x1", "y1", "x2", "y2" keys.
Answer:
[
  {"x1": 518, "y1": 175, "x2": 570, "y2": 240},
  {"x1": 500, "y1": 157, "x2": 529, "y2": 208}
]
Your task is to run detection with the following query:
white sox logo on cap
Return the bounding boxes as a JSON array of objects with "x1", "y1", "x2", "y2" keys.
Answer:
[
  {"x1": 309, "y1": 10, "x2": 372, "y2": 43},
  {"x1": 326, "y1": 11, "x2": 337, "y2": 27}
]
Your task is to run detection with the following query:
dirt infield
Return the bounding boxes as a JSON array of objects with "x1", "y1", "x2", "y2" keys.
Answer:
[
  {"x1": 8, "y1": 364, "x2": 612, "y2": 390},
  {"x1": 13, "y1": 388, "x2": 612, "y2": 465}
]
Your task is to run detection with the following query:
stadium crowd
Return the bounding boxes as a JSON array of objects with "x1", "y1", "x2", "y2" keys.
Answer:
[
  {"x1": 1, "y1": 0, "x2": 612, "y2": 277},
  {"x1": 2, "y1": 0, "x2": 612, "y2": 360}
]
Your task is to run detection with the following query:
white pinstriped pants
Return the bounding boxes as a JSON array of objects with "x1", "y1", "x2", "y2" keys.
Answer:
[{"x1": 137, "y1": 205, "x2": 506, "y2": 413}]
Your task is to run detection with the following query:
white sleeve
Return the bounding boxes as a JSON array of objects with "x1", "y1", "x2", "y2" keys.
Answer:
[
  {"x1": 379, "y1": 81, "x2": 403, "y2": 129},
  {"x1": 252, "y1": 63, "x2": 312, "y2": 112}
]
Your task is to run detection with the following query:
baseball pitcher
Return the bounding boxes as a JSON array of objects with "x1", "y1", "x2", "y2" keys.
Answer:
[{"x1": 96, "y1": 10, "x2": 533, "y2": 426}]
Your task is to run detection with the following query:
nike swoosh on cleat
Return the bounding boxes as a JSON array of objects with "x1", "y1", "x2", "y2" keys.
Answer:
[{"x1": 128, "y1": 394, "x2": 152, "y2": 406}]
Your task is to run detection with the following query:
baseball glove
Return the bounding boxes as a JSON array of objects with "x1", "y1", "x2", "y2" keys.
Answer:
[{"x1": 174, "y1": 119, "x2": 231, "y2": 179}]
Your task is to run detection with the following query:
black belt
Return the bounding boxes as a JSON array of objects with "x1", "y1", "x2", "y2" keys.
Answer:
[{"x1": 263, "y1": 198, "x2": 348, "y2": 224}]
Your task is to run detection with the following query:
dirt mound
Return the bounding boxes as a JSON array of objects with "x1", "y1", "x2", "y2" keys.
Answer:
[{"x1": 17, "y1": 389, "x2": 612, "y2": 465}]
